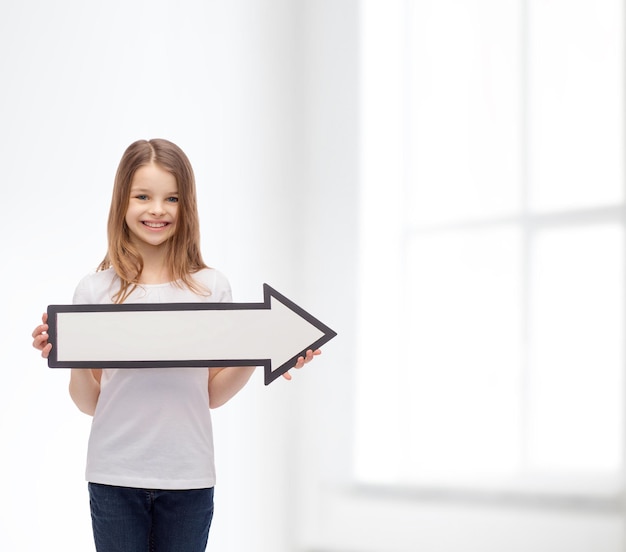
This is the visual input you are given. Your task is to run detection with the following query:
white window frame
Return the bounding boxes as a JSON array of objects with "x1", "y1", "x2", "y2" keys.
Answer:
[{"x1": 355, "y1": 0, "x2": 625, "y2": 506}]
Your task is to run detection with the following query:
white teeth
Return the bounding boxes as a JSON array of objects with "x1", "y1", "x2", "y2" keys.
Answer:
[{"x1": 143, "y1": 222, "x2": 167, "y2": 228}]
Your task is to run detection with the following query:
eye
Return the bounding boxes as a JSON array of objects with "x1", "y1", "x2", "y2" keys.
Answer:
[
  {"x1": 135, "y1": 194, "x2": 148, "y2": 201},
  {"x1": 167, "y1": 197, "x2": 179, "y2": 203}
]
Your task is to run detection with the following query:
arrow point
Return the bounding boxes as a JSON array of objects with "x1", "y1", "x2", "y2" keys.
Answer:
[{"x1": 262, "y1": 284, "x2": 337, "y2": 385}]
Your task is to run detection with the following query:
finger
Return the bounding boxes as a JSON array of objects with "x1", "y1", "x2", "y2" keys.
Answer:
[
  {"x1": 41, "y1": 343, "x2": 52, "y2": 359},
  {"x1": 282, "y1": 371, "x2": 292, "y2": 380},
  {"x1": 31, "y1": 324, "x2": 48, "y2": 339},
  {"x1": 41, "y1": 312, "x2": 48, "y2": 324},
  {"x1": 32, "y1": 333, "x2": 46, "y2": 347}
]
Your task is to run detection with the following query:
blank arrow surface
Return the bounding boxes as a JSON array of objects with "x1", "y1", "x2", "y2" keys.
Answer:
[{"x1": 47, "y1": 284, "x2": 337, "y2": 385}]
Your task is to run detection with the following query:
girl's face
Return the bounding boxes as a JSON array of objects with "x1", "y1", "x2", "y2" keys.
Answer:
[{"x1": 125, "y1": 163, "x2": 179, "y2": 251}]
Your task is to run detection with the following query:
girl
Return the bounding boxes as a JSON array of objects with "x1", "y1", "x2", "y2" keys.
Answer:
[{"x1": 31, "y1": 138, "x2": 319, "y2": 552}]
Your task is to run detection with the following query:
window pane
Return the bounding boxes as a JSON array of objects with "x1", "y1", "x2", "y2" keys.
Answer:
[
  {"x1": 528, "y1": 224, "x2": 623, "y2": 472},
  {"x1": 528, "y1": 0, "x2": 624, "y2": 211},
  {"x1": 404, "y1": 227, "x2": 523, "y2": 481},
  {"x1": 357, "y1": 0, "x2": 625, "y2": 493},
  {"x1": 408, "y1": 0, "x2": 522, "y2": 224}
]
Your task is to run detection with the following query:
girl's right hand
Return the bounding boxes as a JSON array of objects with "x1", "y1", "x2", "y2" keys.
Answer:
[{"x1": 32, "y1": 312, "x2": 52, "y2": 358}]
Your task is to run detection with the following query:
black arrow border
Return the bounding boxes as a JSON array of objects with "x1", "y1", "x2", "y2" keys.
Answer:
[{"x1": 47, "y1": 283, "x2": 337, "y2": 385}]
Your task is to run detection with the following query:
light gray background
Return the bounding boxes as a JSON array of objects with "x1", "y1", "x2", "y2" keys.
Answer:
[
  {"x1": 2, "y1": 1, "x2": 622, "y2": 552},
  {"x1": 1, "y1": 1, "x2": 356, "y2": 550}
]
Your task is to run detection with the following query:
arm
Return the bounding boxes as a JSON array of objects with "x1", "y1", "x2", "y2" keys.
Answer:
[
  {"x1": 207, "y1": 349, "x2": 321, "y2": 408},
  {"x1": 208, "y1": 366, "x2": 256, "y2": 409},
  {"x1": 32, "y1": 313, "x2": 102, "y2": 416},
  {"x1": 69, "y1": 369, "x2": 102, "y2": 416}
]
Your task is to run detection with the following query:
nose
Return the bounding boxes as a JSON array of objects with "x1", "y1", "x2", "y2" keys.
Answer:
[{"x1": 149, "y1": 200, "x2": 166, "y2": 216}]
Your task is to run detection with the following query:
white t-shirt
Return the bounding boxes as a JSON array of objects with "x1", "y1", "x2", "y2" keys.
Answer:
[{"x1": 72, "y1": 267, "x2": 232, "y2": 490}]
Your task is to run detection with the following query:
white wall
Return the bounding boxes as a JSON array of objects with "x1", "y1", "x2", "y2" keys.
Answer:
[
  {"x1": 0, "y1": 1, "x2": 309, "y2": 550},
  {"x1": 1, "y1": 1, "x2": 623, "y2": 551}
]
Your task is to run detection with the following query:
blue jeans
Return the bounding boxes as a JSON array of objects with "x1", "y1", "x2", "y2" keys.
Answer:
[{"x1": 88, "y1": 483, "x2": 214, "y2": 552}]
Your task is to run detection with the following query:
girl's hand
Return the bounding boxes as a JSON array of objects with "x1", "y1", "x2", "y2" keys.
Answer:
[
  {"x1": 32, "y1": 313, "x2": 52, "y2": 359},
  {"x1": 282, "y1": 349, "x2": 321, "y2": 380}
]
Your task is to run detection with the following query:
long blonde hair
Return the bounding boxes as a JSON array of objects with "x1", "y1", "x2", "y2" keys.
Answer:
[{"x1": 98, "y1": 139, "x2": 208, "y2": 303}]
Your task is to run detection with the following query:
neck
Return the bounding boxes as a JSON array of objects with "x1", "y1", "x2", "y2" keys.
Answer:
[{"x1": 136, "y1": 243, "x2": 172, "y2": 284}]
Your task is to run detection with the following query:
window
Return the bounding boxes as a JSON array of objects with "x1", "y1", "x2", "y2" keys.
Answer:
[{"x1": 356, "y1": 0, "x2": 624, "y2": 493}]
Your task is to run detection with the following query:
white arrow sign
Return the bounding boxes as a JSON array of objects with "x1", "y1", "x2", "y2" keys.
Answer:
[{"x1": 47, "y1": 284, "x2": 337, "y2": 385}]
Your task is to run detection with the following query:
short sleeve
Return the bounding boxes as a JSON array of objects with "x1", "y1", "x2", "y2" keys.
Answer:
[
  {"x1": 72, "y1": 273, "x2": 94, "y2": 304},
  {"x1": 213, "y1": 270, "x2": 233, "y2": 303}
]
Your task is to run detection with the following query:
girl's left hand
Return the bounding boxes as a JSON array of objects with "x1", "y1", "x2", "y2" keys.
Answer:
[{"x1": 282, "y1": 349, "x2": 321, "y2": 380}]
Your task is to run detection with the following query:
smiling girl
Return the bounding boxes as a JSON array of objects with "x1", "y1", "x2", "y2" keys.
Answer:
[{"x1": 31, "y1": 138, "x2": 318, "y2": 552}]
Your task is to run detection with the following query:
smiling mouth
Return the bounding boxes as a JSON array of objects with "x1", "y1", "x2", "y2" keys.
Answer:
[{"x1": 142, "y1": 221, "x2": 169, "y2": 228}]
